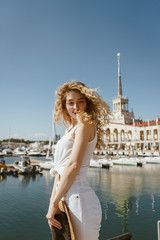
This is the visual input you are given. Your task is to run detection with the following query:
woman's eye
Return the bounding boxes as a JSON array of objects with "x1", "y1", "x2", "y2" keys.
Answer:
[{"x1": 69, "y1": 102, "x2": 74, "y2": 105}]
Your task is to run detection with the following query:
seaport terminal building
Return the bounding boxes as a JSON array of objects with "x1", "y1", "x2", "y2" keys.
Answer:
[{"x1": 105, "y1": 53, "x2": 160, "y2": 155}]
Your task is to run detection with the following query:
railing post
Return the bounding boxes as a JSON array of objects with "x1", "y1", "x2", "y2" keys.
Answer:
[{"x1": 158, "y1": 221, "x2": 160, "y2": 240}]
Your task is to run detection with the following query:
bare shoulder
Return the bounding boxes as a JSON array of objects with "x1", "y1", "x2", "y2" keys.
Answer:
[
  {"x1": 76, "y1": 122, "x2": 95, "y2": 137},
  {"x1": 78, "y1": 121, "x2": 94, "y2": 130}
]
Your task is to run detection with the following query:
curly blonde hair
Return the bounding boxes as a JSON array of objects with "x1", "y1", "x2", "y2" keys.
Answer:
[{"x1": 54, "y1": 80, "x2": 111, "y2": 149}]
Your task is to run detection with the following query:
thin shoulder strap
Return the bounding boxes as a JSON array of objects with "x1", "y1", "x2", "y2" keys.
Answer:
[{"x1": 70, "y1": 124, "x2": 78, "y2": 133}]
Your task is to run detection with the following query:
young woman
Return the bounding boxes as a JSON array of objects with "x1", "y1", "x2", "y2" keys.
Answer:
[{"x1": 46, "y1": 81, "x2": 110, "y2": 240}]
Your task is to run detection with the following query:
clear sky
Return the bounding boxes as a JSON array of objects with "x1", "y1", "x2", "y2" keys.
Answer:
[{"x1": 0, "y1": 0, "x2": 160, "y2": 141}]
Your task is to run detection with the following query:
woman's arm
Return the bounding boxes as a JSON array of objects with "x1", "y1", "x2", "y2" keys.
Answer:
[
  {"x1": 49, "y1": 173, "x2": 60, "y2": 202},
  {"x1": 47, "y1": 173, "x2": 61, "y2": 229},
  {"x1": 46, "y1": 122, "x2": 93, "y2": 227}
]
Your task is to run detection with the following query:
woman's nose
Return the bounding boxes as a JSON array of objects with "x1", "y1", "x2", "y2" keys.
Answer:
[{"x1": 73, "y1": 103, "x2": 78, "y2": 110}]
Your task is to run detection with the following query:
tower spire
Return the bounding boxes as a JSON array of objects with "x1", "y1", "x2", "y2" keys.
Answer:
[{"x1": 117, "y1": 53, "x2": 123, "y2": 97}]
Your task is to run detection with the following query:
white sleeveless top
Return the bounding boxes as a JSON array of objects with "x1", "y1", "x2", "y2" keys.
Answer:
[{"x1": 51, "y1": 124, "x2": 97, "y2": 177}]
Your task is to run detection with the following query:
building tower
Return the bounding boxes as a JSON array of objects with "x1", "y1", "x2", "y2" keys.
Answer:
[
  {"x1": 112, "y1": 53, "x2": 135, "y2": 124},
  {"x1": 117, "y1": 53, "x2": 123, "y2": 97}
]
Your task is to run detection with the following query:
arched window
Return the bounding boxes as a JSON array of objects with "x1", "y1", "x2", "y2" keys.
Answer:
[
  {"x1": 153, "y1": 129, "x2": 158, "y2": 140},
  {"x1": 140, "y1": 131, "x2": 144, "y2": 141},
  {"x1": 128, "y1": 130, "x2": 132, "y2": 141},
  {"x1": 113, "y1": 129, "x2": 118, "y2": 142},
  {"x1": 120, "y1": 130, "x2": 125, "y2": 141},
  {"x1": 146, "y1": 130, "x2": 150, "y2": 140}
]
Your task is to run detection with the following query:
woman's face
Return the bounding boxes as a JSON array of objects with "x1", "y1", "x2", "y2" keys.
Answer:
[{"x1": 65, "y1": 90, "x2": 87, "y2": 122}]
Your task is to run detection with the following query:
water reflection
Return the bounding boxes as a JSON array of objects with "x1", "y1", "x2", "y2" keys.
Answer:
[
  {"x1": 18, "y1": 174, "x2": 42, "y2": 186},
  {"x1": 1, "y1": 157, "x2": 160, "y2": 239},
  {"x1": 0, "y1": 174, "x2": 7, "y2": 182},
  {"x1": 0, "y1": 161, "x2": 160, "y2": 240},
  {"x1": 88, "y1": 164, "x2": 160, "y2": 235}
]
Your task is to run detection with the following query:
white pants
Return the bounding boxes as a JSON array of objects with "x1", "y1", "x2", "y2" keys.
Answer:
[{"x1": 64, "y1": 176, "x2": 102, "y2": 240}]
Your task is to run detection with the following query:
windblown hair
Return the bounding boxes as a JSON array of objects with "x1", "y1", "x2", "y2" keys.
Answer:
[{"x1": 54, "y1": 80, "x2": 111, "y2": 149}]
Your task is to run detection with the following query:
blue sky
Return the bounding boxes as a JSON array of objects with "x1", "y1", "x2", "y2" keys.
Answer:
[{"x1": 0, "y1": 0, "x2": 160, "y2": 141}]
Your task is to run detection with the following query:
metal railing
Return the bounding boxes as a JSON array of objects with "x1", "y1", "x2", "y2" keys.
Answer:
[{"x1": 158, "y1": 221, "x2": 160, "y2": 240}]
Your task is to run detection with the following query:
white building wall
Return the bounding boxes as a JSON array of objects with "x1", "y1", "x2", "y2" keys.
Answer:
[{"x1": 105, "y1": 122, "x2": 160, "y2": 150}]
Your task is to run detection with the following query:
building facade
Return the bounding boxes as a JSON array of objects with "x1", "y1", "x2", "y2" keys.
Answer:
[{"x1": 106, "y1": 53, "x2": 160, "y2": 153}]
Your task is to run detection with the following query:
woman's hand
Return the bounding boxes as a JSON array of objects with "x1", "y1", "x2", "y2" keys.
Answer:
[{"x1": 46, "y1": 202, "x2": 62, "y2": 230}]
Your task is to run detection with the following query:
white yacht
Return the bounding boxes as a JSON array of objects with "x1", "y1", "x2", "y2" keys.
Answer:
[
  {"x1": 39, "y1": 160, "x2": 54, "y2": 170},
  {"x1": 13, "y1": 148, "x2": 26, "y2": 156},
  {"x1": 2, "y1": 148, "x2": 13, "y2": 156},
  {"x1": 145, "y1": 156, "x2": 160, "y2": 164},
  {"x1": 27, "y1": 149, "x2": 42, "y2": 156},
  {"x1": 152, "y1": 151, "x2": 160, "y2": 157},
  {"x1": 112, "y1": 157, "x2": 145, "y2": 166},
  {"x1": 145, "y1": 151, "x2": 153, "y2": 157},
  {"x1": 90, "y1": 159, "x2": 113, "y2": 168},
  {"x1": 90, "y1": 159, "x2": 102, "y2": 168}
]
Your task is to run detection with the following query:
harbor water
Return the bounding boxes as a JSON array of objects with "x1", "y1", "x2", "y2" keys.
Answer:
[{"x1": 1, "y1": 157, "x2": 160, "y2": 240}]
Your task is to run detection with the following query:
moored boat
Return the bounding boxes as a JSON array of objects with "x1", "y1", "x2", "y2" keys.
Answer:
[
  {"x1": 27, "y1": 149, "x2": 42, "y2": 156},
  {"x1": 98, "y1": 158, "x2": 113, "y2": 168},
  {"x1": 13, "y1": 148, "x2": 26, "y2": 156},
  {"x1": 112, "y1": 157, "x2": 145, "y2": 166},
  {"x1": 145, "y1": 156, "x2": 160, "y2": 164},
  {"x1": 90, "y1": 159, "x2": 102, "y2": 168},
  {"x1": 2, "y1": 148, "x2": 13, "y2": 156},
  {"x1": 90, "y1": 159, "x2": 113, "y2": 168},
  {"x1": 13, "y1": 159, "x2": 42, "y2": 174},
  {"x1": 0, "y1": 163, "x2": 7, "y2": 174},
  {"x1": 39, "y1": 160, "x2": 54, "y2": 170}
]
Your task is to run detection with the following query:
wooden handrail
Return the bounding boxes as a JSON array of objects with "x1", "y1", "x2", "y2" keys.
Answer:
[{"x1": 106, "y1": 232, "x2": 132, "y2": 240}]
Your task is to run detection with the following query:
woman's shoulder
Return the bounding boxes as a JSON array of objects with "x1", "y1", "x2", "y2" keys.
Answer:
[
  {"x1": 78, "y1": 119, "x2": 95, "y2": 127},
  {"x1": 76, "y1": 121, "x2": 95, "y2": 134},
  {"x1": 75, "y1": 122, "x2": 95, "y2": 142}
]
